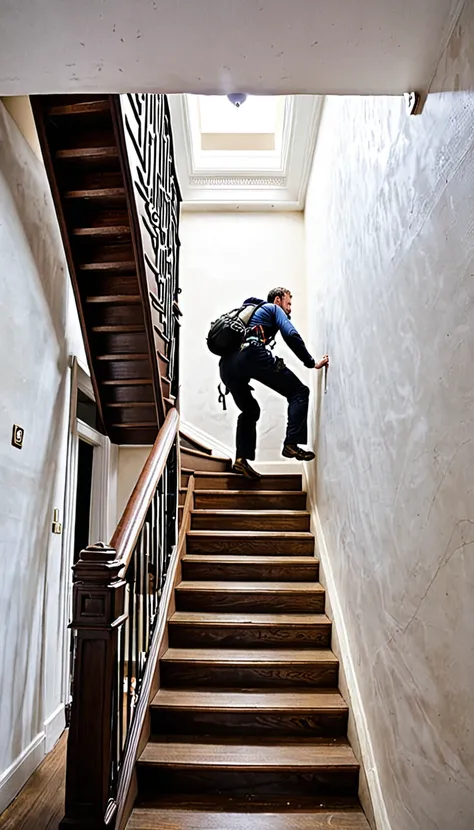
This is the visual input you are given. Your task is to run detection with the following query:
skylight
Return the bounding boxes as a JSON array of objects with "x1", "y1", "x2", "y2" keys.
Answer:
[{"x1": 194, "y1": 95, "x2": 285, "y2": 153}]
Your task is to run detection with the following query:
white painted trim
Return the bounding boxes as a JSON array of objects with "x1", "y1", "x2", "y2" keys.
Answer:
[
  {"x1": 0, "y1": 732, "x2": 45, "y2": 814},
  {"x1": 180, "y1": 418, "x2": 234, "y2": 460},
  {"x1": 304, "y1": 475, "x2": 392, "y2": 830},
  {"x1": 60, "y1": 357, "x2": 118, "y2": 708},
  {"x1": 253, "y1": 459, "x2": 301, "y2": 475},
  {"x1": 44, "y1": 705, "x2": 65, "y2": 754},
  {"x1": 169, "y1": 94, "x2": 323, "y2": 210}
]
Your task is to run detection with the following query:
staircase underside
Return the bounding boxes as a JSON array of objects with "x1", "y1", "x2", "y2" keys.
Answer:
[{"x1": 32, "y1": 94, "x2": 180, "y2": 444}]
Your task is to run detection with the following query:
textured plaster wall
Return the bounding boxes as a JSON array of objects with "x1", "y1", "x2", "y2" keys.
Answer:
[
  {"x1": 304, "y1": 3, "x2": 474, "y2": 828},
  {"x1": 0, "y1": 101, "x2": 85, "y2": 807},
  {"x1": 179, "y1": 211, "x2": 311, "y2": 463}
]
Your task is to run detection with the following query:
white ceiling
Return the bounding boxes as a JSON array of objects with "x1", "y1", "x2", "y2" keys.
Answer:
[
  {"x1": 169, "y1": 94, "x2": 322, "y2": 211},
  {"x1": 0, "y1": 0, "x2": 462, "y2": 96}
]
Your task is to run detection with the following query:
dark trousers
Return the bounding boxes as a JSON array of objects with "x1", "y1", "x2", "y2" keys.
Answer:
[{"x1": 219, "y1": 345, "x2": 310, "y2": 460}]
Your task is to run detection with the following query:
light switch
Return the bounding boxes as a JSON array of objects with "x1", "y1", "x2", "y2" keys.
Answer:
[
  {"x1": 52, "y1": 508, "x2": 62, "y2": 535},
  {"x1": 12, "y1": 424, "x2": 24, "y2": 449}
]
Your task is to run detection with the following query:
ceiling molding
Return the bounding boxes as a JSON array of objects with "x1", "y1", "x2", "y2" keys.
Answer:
[{"x1": 169, "y1": 94, "x2": 324, "y2": 212}]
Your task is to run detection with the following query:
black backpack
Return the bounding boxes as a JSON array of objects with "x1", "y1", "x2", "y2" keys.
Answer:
[{"x1": 207, "y1": 302, "x2": 265, "y2": 356}]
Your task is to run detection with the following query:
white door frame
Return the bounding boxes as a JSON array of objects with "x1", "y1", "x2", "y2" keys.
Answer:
[{"x1": 60, "y1": 356, "x2": 118, "y2": 707}]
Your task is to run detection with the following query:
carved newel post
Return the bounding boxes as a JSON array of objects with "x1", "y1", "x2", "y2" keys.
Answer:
[{"x1": 60, "y1": 542, "x2": 126, "y2": 829}]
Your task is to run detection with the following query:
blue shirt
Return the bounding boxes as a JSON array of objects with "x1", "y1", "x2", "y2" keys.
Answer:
[{"x1": 243, "y1": 300, "x2": 315, "y2": 368}]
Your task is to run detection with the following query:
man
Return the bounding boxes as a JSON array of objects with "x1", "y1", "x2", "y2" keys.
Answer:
[{"x1": 219, "y1": 287, "x2": 329, "y2": 479}]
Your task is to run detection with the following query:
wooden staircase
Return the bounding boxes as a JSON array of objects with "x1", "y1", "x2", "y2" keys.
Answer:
[
  {"x1": 32, "y1": 94, "x2": 181, "y2": 445},
  {"x1": 127, "y1": 469, "x2": 370, "y2": 829}
]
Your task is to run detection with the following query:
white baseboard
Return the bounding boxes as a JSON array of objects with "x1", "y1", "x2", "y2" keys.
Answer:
[
  {"x1": 0, "y1": 731, "x2": 45, "y2": 814},
  {"x1": 44, "y1": 704, "x2": 65, "y2": 753},
  {"x1": 253, "y1": 459, "x2": 301, "y2": 475},
  {"x1": 304, "y1": 475, "x2": 392, "y2": 830},
  {"x1": 180, "y1": 419, "x2": 234, "y2": 459}
]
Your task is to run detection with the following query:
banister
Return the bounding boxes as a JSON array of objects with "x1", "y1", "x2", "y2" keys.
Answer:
[
  {"x1": 111, "y1": 407, "x2": 179, "y2": 573},
  {"x1": 61, "y1": 407, "x2": 180, "y2": 829}
]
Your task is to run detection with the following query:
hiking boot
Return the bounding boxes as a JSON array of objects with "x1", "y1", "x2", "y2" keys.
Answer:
[
  {"x1": 282, "y1": 444, "x2": 316, "y2": 461},
  {"x1": 233, "y1": 458, "x2": 262, "y2": 479}
]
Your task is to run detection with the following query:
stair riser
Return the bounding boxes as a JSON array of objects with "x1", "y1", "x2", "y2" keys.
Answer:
[
  {"x1": 181, "y1": 472, "x2": 192, "y2": 487},
  {"x1": 181, "y1": 561, "x2": 319, "y2": 582},
  {"x1": 137, "y1": 766, "x2": 358, "y2": 798},
  {"x1": 191, "y1": 514, "x2": 311, "y2": 531},
  {"x1": 160, "y1": 662, "x2": 338, "y2": 688},
  {"x1": 193, "y1": 493, "x2": 307, "y2": 510},
  {"x1": 179, "y1": 490, "x2": 186, "y2": 506},
  {"x1": 168, "y1": 623, "x2": 332, "y2": 649},
  {"x1": 187, "y1": 537, "x2": 314, "y2": 556},
  {"x1": 176, "y1": 591, "x2": 325, "y2": 614},
  {"x1": 151, "y1": 709, "x2": 348, "y2": 738},
  {"x1": 194, "y1": 475, "x2": 302, "y2": 491},
  {"x1": 181, "y1": 452, "x2": 231, "y2": 473}
]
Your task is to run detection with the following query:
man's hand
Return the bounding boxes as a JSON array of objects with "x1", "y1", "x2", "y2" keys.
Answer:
[{"x1": 315, "y1": 354, "x2": 329, "y2": 370}]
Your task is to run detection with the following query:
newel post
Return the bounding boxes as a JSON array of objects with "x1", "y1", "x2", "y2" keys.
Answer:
[{"x1": 60, "y1": 542, "x2": 126, "y2": 829}]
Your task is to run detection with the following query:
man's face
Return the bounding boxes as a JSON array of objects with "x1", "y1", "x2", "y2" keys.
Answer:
[{"x1": 275, "y1": 292, "x2": 292, "y2": 316}]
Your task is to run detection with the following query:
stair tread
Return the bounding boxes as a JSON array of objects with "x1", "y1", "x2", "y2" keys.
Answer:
[
  {"x1": 194, "y1": 490, "x2": 306, "y2": 497},
  {"x1": 194, "y1": 472, "x2": 301, "y2": 480},
  {"x1": 162, "y1": 648, "x2": 337, "y2": 663},
  {"x1": 192, "y1": 509, "x2": 310, "y2": 517},
  {"x1": 152, "y1": 689, "x2": 347, "y2": 711},
  {"x1": 64, "y1": 186, "x2": 126, "y2": 199},
  {"x1": 187, "y1": 530, "x2": 312, "y2": 538},
  {"x1": 177, "y1": 581, "x2": 323, "y2": 593},
  {"x1": 128, "y1": 802, "x2": 369, "y2": 829},
  {"x1": 48, "y1": 99, "x2": 110, "y2": 115},
  {"x1": 140, "y1": 738, "x2": 357, "y2": 768},
  {"x1": 182, "y1": 555, "x2": 316, "y2": 564},
  {"x1": 170, "y1": 611, "x2": 330, "y2": 625}
]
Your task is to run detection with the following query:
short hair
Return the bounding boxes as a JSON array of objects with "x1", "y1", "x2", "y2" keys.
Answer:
[{"x1": 267, "y1": 287, "x2": 292, "y2": 303}]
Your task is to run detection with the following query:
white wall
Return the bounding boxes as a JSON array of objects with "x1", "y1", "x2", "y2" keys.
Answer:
[
  {"x1": 179, "y1": 211, "x2": 312, "y2": 465},
  {"x1": 0, "y1": 100, "x2": 86, "y2": 811},
  {"x1": 304, "y1": 2, "x2": 474, "y2": 828},
  {"x1": 116, "y1": 447, "x2": 151, "y2": 520}
]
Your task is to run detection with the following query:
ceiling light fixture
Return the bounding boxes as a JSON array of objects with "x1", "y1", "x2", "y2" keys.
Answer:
[{"x1": 227, "y1": 93, "x2": 248, "y2": 108}]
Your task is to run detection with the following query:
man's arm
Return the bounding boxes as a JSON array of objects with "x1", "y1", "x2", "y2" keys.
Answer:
[{"x1": 273, "y1": 306, "x2": 315, "y2": 368}]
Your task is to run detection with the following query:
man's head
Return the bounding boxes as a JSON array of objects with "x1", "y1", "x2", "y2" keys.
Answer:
[{"x1": 268, "y1": 287, "x2": 292, "y2": 316}]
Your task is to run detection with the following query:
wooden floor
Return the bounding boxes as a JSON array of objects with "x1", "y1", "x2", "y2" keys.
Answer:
[{"x1": 0, "y1": 733, "x2": 66, "y2": 830}]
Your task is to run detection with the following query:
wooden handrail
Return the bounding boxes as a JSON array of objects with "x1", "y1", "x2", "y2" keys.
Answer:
[{"x1": 111, "y1": 407, "x2": 179, "y2": 572}]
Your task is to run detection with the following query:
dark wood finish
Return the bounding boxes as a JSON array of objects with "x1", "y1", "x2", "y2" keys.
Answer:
[
  {"x1": 191, "y1": 509, "x2": 311, "y2": 531},
  {"x1": 192, "y1": 491, "x2": 307, "y2": 511},
  {"x1": 32, "y1": 94, "x2": 181, "y2": 444},
  {"x1": 137, "y1": 739, "x2": 359, "y2": 797},
  {"x1": 175, "y1": 581, "x2": 325, "y2": 614},
  {"x1": 168, "y1": 611, "x2": 332, "y2": 649},
  {"x1": 193, "y1": 472, "x2": 302, "y2": 491},
  {"x1": 128, "y1": 797, "x2": 369, "y2": 829},
  {"x1": 180, "y1": 448, "x2": 232, "y2": 473},
  {"x1": 0, "y1": 732, "x2": 67, "y2": 830},
  {"x1": 59, "y1": 410, "x2": 180, "y2": 828},
  {"x1": 151, "y1": 689, "x2": 348, "y2": 738},
  {"x1": 160, "y1": 648, "x2": 338, "y2": 689},
  {"x1": 124, "y1": 469, "x2": 370, "y2": 828},
  {"x1": 60, "y1": 542, "x2": 126, "y2": 829},
  {"x1": 114, "y1": 477, "x2": 195, "y2": 830},
  {"x1": 186, "y1": 530, "x2": 314, "y2": 555},
  {"x1": 181, "y1": 555, "x2": 319, "y2": 582}
]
